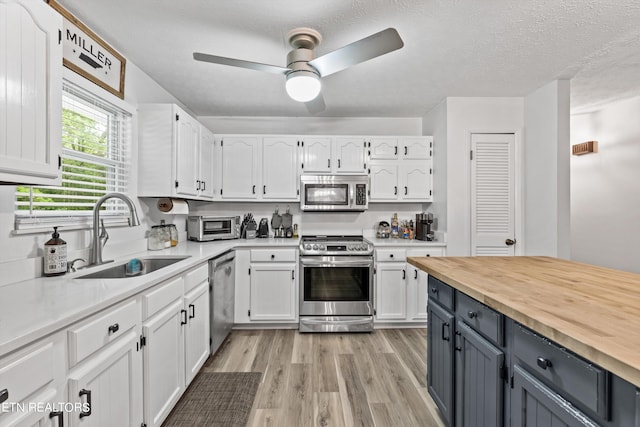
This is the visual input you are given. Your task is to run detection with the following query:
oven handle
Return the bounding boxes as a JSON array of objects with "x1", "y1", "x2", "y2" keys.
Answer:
[
  {"x1": 300, "y1": 257, "x2": 373, "y2": 267},
  {"x1": 300, "y1": 317, "x2": 373, "y2": 325}
]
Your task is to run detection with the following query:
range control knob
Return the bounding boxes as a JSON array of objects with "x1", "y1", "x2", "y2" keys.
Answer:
[
  {"x1": 312, "y1": 244, "x2": 318, "y2": 250},
  {"x1": 304, "y1": 244, "x2": 312, "y2": 250},
  {"x1": 318, "y1": 245, "x2": 325, "y2": 250}
]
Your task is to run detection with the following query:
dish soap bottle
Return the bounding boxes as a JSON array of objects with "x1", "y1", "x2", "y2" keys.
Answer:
[{"x1": 44, "y1": 227, "x2": 67, "y2": 276}]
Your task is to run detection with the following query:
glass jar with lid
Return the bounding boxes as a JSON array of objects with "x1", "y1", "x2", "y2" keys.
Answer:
[
  {"x1": 167, "y1": 223, "x2": 178, "y2": 247},
  {"x1": 148, "y1": 223, "x2": 171, "y2": 250}
]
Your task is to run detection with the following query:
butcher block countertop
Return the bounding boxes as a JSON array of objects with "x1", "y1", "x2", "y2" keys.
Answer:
[{"x1": 407, "y1": 256, "x2": 640, "y2": 388}]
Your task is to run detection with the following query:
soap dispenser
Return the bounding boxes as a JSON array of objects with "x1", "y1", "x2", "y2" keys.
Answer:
[{"x1": 44, "y1": 227, "x2": 67, "y2": 276}]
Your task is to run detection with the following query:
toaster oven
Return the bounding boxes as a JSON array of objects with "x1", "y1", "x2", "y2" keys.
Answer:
[{"x1": 187, "y1": 216, "x2": 240, "y2": 241}]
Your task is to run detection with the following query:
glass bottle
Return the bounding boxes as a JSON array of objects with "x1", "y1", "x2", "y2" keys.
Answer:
[{"x1": 391, "y1": 213, "x2": 399, "y2": 238}]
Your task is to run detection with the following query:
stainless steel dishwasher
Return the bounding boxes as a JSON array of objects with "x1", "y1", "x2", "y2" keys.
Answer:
[{"x1": 209, "y1": 250, "x2": 235, "y2": 354}]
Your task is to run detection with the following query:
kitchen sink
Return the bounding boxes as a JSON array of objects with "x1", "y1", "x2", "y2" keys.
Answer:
[{"x1": 75, "y1": 256, "x2": 191, "y2": 279}]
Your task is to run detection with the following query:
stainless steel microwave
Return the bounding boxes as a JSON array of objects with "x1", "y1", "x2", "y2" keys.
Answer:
[
  {"x1": 187, "y1": 215, "x2": 240, "y2": 241},
  {"x1": 300, "y1": 174, "x2": 368, "y2": 212}
]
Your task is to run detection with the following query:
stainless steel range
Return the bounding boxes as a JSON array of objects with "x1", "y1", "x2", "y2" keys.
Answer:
[{"x1": 299, "y1": 235, "x2": 374, "y2": 332}]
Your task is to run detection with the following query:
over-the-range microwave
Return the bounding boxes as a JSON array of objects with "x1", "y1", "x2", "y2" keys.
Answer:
[
  {"x1": 300, "y1": 174, "x2": 368, "y2": 212},
  {"x1": 187, "y1": 215, "x2": 240, "y2": 241}
]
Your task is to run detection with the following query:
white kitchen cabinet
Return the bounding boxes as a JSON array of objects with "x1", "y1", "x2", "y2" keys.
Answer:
[
  {"x1": 67, "y1": 329, "x2": 142, "y2": 427},
  {"x1": 183, "y1": 281, "x2": 209, "y2": 386},
  {"x1": 142, "y1": 299, "x2": 184, "y2": 427},
  {"x1": 0, "y1": 333, "x2": 66, "y2": 427},
  {"x1": 262, "y1": 136, "x2": 299, "y2": 200},
  {"x1": 219, "y1": 135, "x2": 260, "y2": 199},
  {"x1": 407, "y1": 264, "x2": 429, "y2": 321},
  {"x1": 138, "y1": 104, "x2": 215, "y2": 200},
  {"x1": 401, "y1": 162, "x2": 432, "y2": 200},
  {"x1": 375, "y1": 262, "x2": 407, "y2": 320},
  {"x1": 198, "y1": 125, "x2": 216, "y2": 199},
  {"x1": 0, "y1": 0, "x2": 62, "y2": 186},
  {"x1": 368, "y1": 137, "x2": 399, "y2": 160},
  {"x1": 400, "y1": 137, "x2": 432, "y2": 160},
  {"x1": 301, "y1": 136, "x2": 332, "y2": 173},
  {"x1": 369, "y1": 164, "x2": 399, "y2": 200},
  {"x1": 250, "y1": 264, "x2": 297, "y2": 321},
  {"x1": 333, "y1": 137, "x2": 366, "y2": 173}
]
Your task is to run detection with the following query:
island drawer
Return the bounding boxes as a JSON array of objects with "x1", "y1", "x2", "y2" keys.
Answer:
[
  {"x1": 250, "y1": 248, "x2": 296, "y2": 262},
  {"x1": 427, "y1": 275, "x2": 454, "y2": 311},
  {"x1": 513, "y1": 323, "x2": 609, "y2": 419},
  {"x1": 456, "y1": 292, "x2": 503, "y2": 346},
  {"x1": 375, "y1": 248, "x2": 406, "y2": 262}
]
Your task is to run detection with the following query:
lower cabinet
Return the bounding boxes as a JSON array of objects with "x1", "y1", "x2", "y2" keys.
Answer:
[
  {"x1": 67, "y1": 330, "x2": 143, "y2": 427},
  {"x1": 375, "y1": 261, "x2": 407, "y2": 320},
  {"x1": 511, "y1": 365, "x2": 598, "y2": 427},
  {"x1": 427, "y1": 300, "x2": 455, "y2": 426},
  {"x1": 183, "y1": 282, "x2": 210, "y2": 385}
]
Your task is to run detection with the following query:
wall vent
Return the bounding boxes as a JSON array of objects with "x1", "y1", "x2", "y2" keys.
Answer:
[{"x1": 572, "y1": 141, "x2": 598, "y2": 156}]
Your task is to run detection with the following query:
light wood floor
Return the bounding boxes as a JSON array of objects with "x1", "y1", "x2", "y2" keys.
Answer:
[{"x1": 201, "y1": 328, "x2": 447, "y2": 427}]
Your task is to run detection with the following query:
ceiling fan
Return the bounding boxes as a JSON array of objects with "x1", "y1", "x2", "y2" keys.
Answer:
[{"x1": 193, "y1": 27, "x2": 404, "y2": 112}]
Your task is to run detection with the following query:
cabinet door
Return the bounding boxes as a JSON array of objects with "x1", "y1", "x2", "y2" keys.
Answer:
[
  {"x1": 0, "y1": 0, "x2": 62, "y2": 186},
  {"x1": 262, "y1": 136, "x2": 299, "y2": 200},
  {"x1": 369, "y1": 137, "x2": 398, "y2": 160},
  {"x1": 220, "y1": 136, "x2": 259, "y2": 199},
  {"x1": 334, "y1": 137, "x2": 366, "y2": 173},
  {"x1": 369, "y1": 164, "x2": 399, "y2": 201},
  {"x1": 408, "y1": 265, "x2": 428, "y2": 320},
  {"x1": 198, "y1": 126, "x2": 215, "y2": 199},
  {"x1": 401, "y1": 162, "x2": 432, "y2": 200},
  {"x1": 142, "y1": 299, "x2": 185, "y2": 427},
  {"x1": 250, "y1": 263, "x2": 296, "y2": 321},
  {"x1": 184, "y1": 282, "x2": 210, "y2": 386},
  {"x1": 174, "y1": 109, "x2": 200, "y2": 197},
  {"x1": 401, "y1": 137, "x2": 431, "y2": 160},
  {"x1": 428, "y1": 301, "x2": 455, "y2": 427},
  {"x1": 67, "y1": 330, "x2": 142, "y2": 427},
  {"x1": 455, "y1": 320, "x2": 504, "y2": 427},
  {"x1": 301, "y1": 137, "x2": 331, "y2": 173},
  {"x1": 511, "y1": 365, "x2": 598, "y2": 427},
  {"x1": 375, "y1": 263, "x2": 407, "y2": 320}
]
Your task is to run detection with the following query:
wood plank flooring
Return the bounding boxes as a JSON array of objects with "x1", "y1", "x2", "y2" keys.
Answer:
[{"x1": 200, "y1": 328, "x2": 447, "y2": 427}]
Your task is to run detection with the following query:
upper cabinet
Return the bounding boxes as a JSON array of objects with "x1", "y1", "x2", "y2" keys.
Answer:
[
  {"x1": 333, "y1": 137, "x2": 366, "y2": 173},
  {"x1": 262, "y1": 136, "x2": 299, "y2": 200},
  {"x1": 219, "y1": 135, "x2": 260, "y2": 199},
  {"x1": 301, "y1": 136, "x2": 332, "y2": 173},
  {"x1": 138, "y1": 104, "x2": 215, "y2": 200},
  {"x1": 300, "y1": 136, "x2": 366, "y2": 174},
  {"x1": 0, "y1": 0, "x2": 62, "y2": 185}
]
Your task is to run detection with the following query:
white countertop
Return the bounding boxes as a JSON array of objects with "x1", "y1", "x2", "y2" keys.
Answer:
[
  {"x1": 0, "y1": 238, "x2": 299, "y2": 358},
  {"x1": 0, "y1": 235, "x2": 444, "y2": 358}
]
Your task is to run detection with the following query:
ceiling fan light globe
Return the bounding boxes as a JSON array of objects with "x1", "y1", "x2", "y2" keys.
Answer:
[{"x1": 286, "y1": 71, "x2": 321, "y2": 102}]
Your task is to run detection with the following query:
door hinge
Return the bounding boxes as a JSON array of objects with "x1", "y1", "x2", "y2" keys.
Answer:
[
  {"x1": 429, "y1": 190, "x2": 432, "y2": 196},
  {"x1": 58, "y1": 29, "x2": 62, "y2": 44},
  {"x1": 248, "y1": 309, "x2": 251, "y2": 317},
  {"x1": 430, "y1": 168, "x2": 432, "y2": 175},
  {"x1": 209, "y1": 337, "x2": 212, "y2": 346},
  {"x1": 220, "y1": 188, "x2": 223, "y2": 195},
  {"x1": 175, "y1": 180, "x2": 179, "y2": 188},
  {"x1": 248, "y1": 268, "x2": 251, "y2": 275},
  {"x1": 301, "y1": 162, "x2": 304, "y2": 169},
  {"x1": 221, "y1": 140, "x2": 224, "y2": 146},
  {"x1": 373, "y1": 267, "x2": 377, "y2": 275},
  {"x1": 470, "y1": 150, "x2": 473, "y2": 160},
  {"x1": 430, "y1": 141, "x2": 433, "y2": 148},
  {"x1": 175, "y1": 113, "x2": 179, "y2": 121},
  {"x1": 500, "y1": 365, "x2": 508, "y2": 381},
  {"x1": 373, "y1": 308, "x2": 377, "y2": 316},
  {"x1": 510, "y1": 373, "x2": 514, "y2": 389}
]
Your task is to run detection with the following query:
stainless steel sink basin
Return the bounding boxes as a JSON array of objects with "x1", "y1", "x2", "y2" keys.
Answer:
[{"x1": 75, "y1": 256, "x2": 191, "y2": 279}]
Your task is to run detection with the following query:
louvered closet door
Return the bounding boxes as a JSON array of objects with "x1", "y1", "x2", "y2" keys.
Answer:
[{"x1": 471, "y1": 133, "x2": 515, "y2": 256}]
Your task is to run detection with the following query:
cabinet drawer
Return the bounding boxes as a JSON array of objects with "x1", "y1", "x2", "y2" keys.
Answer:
[
  {"x1": 142, "y1": 276, "x2": 184, "y2": 319},
  {"x1": 513, "y1": 323, "x2": 609, "y2": 419},
  {"x1": 68, "y1": 299, "x2": 139, "y2": 367},
  {"x1": 407, "y1": 248, "x2": 445, "y2": 257},
  {"x1": 375, "y1": 248, "x2": 407, "y2": 262},
  {"x1": 184, "y1": 262, "x2": 208, "y2": 293},
  {"x1": 250, "y1": 248, "x2": 296, "y2": 262},
  {"x1": 427, "y1": 275, "x2": 454, "y2": 311},
  {"x1": 0, "y1": 341, "x2": 54, "y2": 406},
  {"x1": 456, "y1": 292, "x2": 503, "y2": 346}
]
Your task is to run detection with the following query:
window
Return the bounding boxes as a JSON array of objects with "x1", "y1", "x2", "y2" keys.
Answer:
[{"x1": 15, "y1": 82, "x2": 132, "y2": 231}]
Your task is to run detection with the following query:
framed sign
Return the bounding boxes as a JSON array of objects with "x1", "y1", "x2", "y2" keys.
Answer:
[{"x1": 47, "y1": 0, "x2": 126, "y2": 99}]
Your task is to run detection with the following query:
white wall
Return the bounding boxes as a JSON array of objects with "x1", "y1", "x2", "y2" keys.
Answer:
[
  {"x1": 0, "y1": 63, "x2": 184, "y2": 286},
  {"x1": 571, "y1": 96, "x2": 640, "y2": 273},
  {"x1": 524, "y1": 80, "x2": 571, "y2": 258},
  {"x1": 422, "y1": 99, "x2": 448, "y2": 234},
  {"x1": 443, "y1": 97, "x2": 525, "y2": 256}
]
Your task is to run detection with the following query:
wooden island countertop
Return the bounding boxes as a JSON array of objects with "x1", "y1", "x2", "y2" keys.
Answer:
[{"x1": 407, "y1": 256, "x2": 640, "y2": 388}]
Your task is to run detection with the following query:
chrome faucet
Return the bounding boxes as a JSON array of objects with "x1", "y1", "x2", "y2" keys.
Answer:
[{"x1": 88, "y1": 192, "x2": 140, "y2": 267}]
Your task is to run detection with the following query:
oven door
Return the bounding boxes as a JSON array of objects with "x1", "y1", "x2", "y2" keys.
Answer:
[{"x1": 299, "y1": 256, "x2": 373, "y2": 316}]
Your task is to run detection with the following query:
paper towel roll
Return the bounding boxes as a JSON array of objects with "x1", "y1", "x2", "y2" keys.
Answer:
[{"x1": 157, "y1": 198, "x2": 189, "y2": 215}]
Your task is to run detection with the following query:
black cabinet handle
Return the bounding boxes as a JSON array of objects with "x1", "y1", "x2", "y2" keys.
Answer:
[
  {"x1": 441, "y1": 322, "x2": 450, "y2": 341},
  {"x1": 291, "y1": 270, "x2": 295, "y2": 280},
  {"x1": 202, "y1": 181, "x2": 206, "y2": 190},
  {"x1": 50, "y1": 411, "x2": 64, "y2": 426},
  {"x1": 467, "y1": 311, "x2": 478, "y2": 319},
  {"x1": 196, "y1": 180, "x2": 201, "y2": 191},
  {"x1": 263, "y1": 185, "x2": 266, "y2": 194},
  {"x1": 402, "y1": 270, "x2": 406, "y2": 280},
  {"x1": 328, "y1": 159, "x2": 331, "y2": 168},
  {"x1": 404, "y1": 186, "x2": 408, "y2": 195},
  {"x1": 271, "y1": 254, "x2": 275, "y2": 259},
  {"x1": 79, "y1": 389, "x2": 92, "y2": 418},
  {"x1": 181, "y1": 309, "x2": 188, "y2": 325},
  {"x1": 455, "y1": 331, "x2": 462, "y2": 351},
  {"x1": 404, "y1": 146, "x2": 408, "y2": 155},
  {"x1": 431, "y1": 287, "x2": 438, "y2": 294},
  {"x1": 252, "y1": 185, "x2": 256, "y2": 194},
  {"x1": 0, "y1": 388, "x2": 8, "y2": 404},
  {"x1": 108, "y1": 323, "x2": 119, "y2": 334},
  {"x1": 394, "y1": 146, "x2": 398, "y2": 155},
  {"x1": 536, "y1": 357, "x2": 552, "y2": 370},
  {"x1": 394, "y1": 186, "x2": 397, "y2": 195},
  {"x1": 414, "y1": 270, "x2": 418, "y2": 279},
  {"x1": 189, "y1": 304, "x2": 195, "y2": 319}
]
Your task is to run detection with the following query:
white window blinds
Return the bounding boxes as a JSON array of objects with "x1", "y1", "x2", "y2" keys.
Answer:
[{"x1": 15, "y1": 82, "x2": 132, "y2": 231}]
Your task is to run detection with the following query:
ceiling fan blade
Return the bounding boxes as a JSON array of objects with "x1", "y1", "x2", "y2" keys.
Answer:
[
  {"x1": 308, "y1": 28, "x2": 404, "y2": 77},
  {"x1": 305, "y1": 93, "x2": 326, "y2": 114},
  {"x1": 193, "y1": 52, "x2": 290, "y2": 75}
]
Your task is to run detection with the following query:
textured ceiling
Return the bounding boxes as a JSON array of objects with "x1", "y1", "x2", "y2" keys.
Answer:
[{"x1": 57, "y1": 0, "x2": 640, "y2": 117}]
